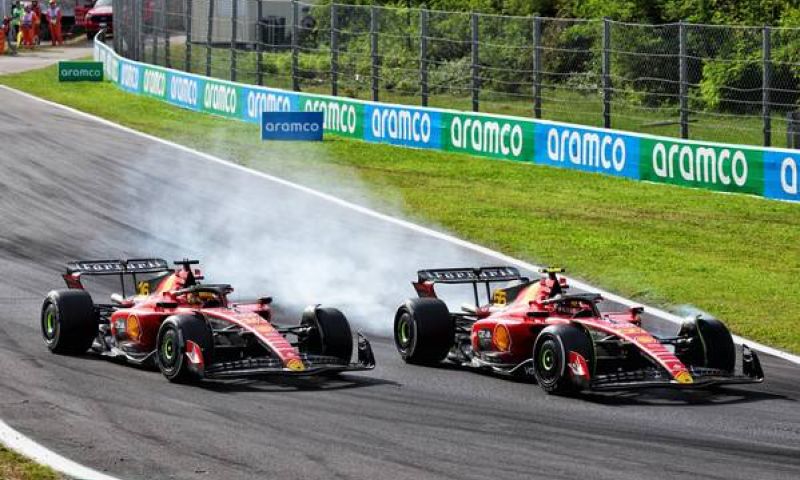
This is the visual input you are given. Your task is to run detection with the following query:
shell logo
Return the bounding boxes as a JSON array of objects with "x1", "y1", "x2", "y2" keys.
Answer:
[
  {"x1": 635, "y1": 334, "x2": 656, "y2": 344},
  {"x1": 286, "y1": 358, "x2": 305, "y2": 372},
  {"x1": 675, "y1": 371, "x2": 694, "y2": 384}
]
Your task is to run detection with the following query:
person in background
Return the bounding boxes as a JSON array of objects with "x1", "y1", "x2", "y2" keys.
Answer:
[
  {"x1": 46, "y1": 0, "x2": 62, "y2": 46},
  {"x1": 4, "y1": 15, "x2": 17, "y2": 55},
  {"x1": 21, "y1": 4, "x2": 34, "y2": 48},
  {"x1": 10, "y1": 1, "x2": 22, "y2": 47},
  {"x1": 31, "y1": 0, "x2": 42, "y2": 45},
  {"x1": 0, "y1": 16, "x2": 6, "y2": 54}
]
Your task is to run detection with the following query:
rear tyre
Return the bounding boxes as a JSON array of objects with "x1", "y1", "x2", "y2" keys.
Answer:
[
  {"x1": 41, "y1": 290, "x2": 97, "y2": 355},
  {"x1": 394, "y1": 298, "x2": 453, "y2": 365},
  {"x1": 301, "y1": 307, "x2": 353, "y2": 363},
  {"x1": 678, "y1": 317, "x2": 735, "y2": 373},
  {"x1": 532, "y1": 324, "x2": 594, "y2": 395},
  {"x1": 156, "y1": 315, "x2": 213, "y2": 383}
]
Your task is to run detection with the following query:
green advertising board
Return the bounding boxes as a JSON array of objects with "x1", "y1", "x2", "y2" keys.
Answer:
[
  {"x1": 58, "y1": 61, "x2": 104, "y2": 82},
  {"x1": 640, "y1": 138, "x2": 764, "y2": 196},
  {"x1": 442, "y1": 112, "x2": 535, "y2": 161},
  {"x1": 298, "y1": 94, "x2": 364, "y2": 139}
]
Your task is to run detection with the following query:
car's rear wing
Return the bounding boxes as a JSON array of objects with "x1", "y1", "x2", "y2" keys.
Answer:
[
  {"x1": 414, "y1": 267, "x2": 526, "y2": 305},
  {"x1": 63, "y1": 258, "x2": 171, "y2": 295}
]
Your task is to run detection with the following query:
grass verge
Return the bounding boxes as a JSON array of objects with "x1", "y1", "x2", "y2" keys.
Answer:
[
  {"x1": 0, "y1": 446, "x2": 60, "y2": 480},
  {"x1": 1, "y1": 64, "x2": 798, "y2": 353}
]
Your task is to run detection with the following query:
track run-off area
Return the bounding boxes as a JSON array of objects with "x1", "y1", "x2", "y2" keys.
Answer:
[{"x1": 0, "y1": 88, "x2": 799, "y2": 480}]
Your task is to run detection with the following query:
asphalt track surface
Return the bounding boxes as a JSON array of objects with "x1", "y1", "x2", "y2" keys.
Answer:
[{"x1": 0, "y1": 90, "x2": 799, "y2": 480}]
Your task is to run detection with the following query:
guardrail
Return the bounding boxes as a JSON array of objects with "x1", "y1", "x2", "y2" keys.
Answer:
[{"x1": 93, "y1": 38, "x2": 799, "y2": 203}]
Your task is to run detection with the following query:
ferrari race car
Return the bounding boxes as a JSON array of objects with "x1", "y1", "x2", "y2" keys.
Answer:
[
  {"x1": 393, "y1": 266, "x2": 763, "y2": 394},
  {"x1": 41, "y1": 258, "x2": 375, "y2": 382}
]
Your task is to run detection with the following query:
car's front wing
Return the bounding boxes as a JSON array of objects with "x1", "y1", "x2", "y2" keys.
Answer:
[
  {"x1": 589, "y1": 346, "x2": 764, "y2": 391},
  {"x1": 203, "y1": 334, "x2": 376, "y2": 379}
]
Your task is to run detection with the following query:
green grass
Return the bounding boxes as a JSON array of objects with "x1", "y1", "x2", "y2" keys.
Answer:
[
  {"x1": 0, "y1": 446, "x2": 60, "y2": 480},
  {"x1": 2, "y1": 64, "x2": 799, "y2": 353},
  {"x1": 159, "y1": 44, "x2": 788, "y2": 148}
]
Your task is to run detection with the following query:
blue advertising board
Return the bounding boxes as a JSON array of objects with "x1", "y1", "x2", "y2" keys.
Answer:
[
  {"x1": 534, "y1": 123, "x2": 640, "y2": 179},
  {"x1": 763, "y1": 151, "x2": 800, "y2": 201},
  {"x1": 261, "y1": 112, "x2": 324, "y2": 141}
]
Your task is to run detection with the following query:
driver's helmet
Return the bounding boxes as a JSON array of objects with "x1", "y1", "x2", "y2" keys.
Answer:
[{"x1": 187, "y1": 291, "x2": 220, "y2": 307}]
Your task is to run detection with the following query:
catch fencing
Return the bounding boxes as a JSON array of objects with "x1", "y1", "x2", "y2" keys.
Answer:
[{"x1": 112, "y1": 0, "x2": 800, "y2": 149}]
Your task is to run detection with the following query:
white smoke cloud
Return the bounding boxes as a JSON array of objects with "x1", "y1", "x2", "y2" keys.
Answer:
[{"x1": 117, "y1": 143, "x2": 486, "y2": 336}]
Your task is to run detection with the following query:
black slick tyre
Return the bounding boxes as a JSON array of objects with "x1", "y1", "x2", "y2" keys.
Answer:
[
  {"x1": 532, "y1": 324, "x2": 594, "y2": 395},
  {"x1": 41, "y1": 290, "x2": 97, "y2": 355},
  {"x1": 156, "y1": 314, "x2": 212, "y2": 383},
  {"x1": 394, "y1": 298, "x2": 453, "y2": 365},
  {"x1": 301, "y1": 307, "x2": 354, "y2": 363}
]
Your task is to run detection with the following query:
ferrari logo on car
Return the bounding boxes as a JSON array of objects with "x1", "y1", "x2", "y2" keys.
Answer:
[
  {"x1": 675, "y1": 371, "x2": 694, "y2": 384},
  {"x1": 286, "y1": 358, "x2": 306, "y2": 372}
]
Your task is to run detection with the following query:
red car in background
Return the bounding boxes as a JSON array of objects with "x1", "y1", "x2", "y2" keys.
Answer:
[{"x1": 82, "y1": 0, "x2": 111, "y2": 41}]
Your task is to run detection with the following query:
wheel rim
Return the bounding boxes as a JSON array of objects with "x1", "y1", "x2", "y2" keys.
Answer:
[
  {"x1": 397, "y1": 315, "x2": 411, "y2": 348},
  {"x1": 541, "y1": 348, "x2": 555, "y2": 371},
  {"x1": 536, "y1": 339, "x2": 560, "y2": 385},
  {"x1": 160, "y1": 330, "x2": 179, "y2": 369},
  {"x1": 43, "y1": 306, "x2": 57, "y2": 341}
]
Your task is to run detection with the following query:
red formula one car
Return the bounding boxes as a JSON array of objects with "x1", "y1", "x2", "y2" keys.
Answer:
[
  {"x1": 41, "y1": 258, "x2": 374, "y2": 382},
  {"x1": 393, "y1": 266, "x2": 763, "y2": 394}
]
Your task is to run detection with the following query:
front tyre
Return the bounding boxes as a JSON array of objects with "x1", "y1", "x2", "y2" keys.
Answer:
[
  {"x1": 677, "y1": 317, "x2": 735, "y2": 373},
  {"x1": 300, "y1": 307, "x2": 354, "y2": 363},
  {"x1": 156, "y1": 315, "x2": 212, "y2": 383},
  {"x1": 41, "y1": 290, "x2": 97, "y2": 355},
  {"x1": 532, "y1": 324, "x2": 594, "y2": 395}
]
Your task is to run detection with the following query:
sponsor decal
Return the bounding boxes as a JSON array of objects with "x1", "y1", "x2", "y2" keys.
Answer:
[
  {"x1": 167, "y1": 73, "x2": 202, "y2": 110},
  {"x1": 202, "y1": 81, "x2": 240, "y2": 117},
  {"x1": 633, "y1": 334, "x2": 656, "y2": 344},
  {"x1": 119, "y1": 62, "x2": 141, "y2": 92},
  {"x1": 534, "y1": 124, "x2": 639, "y2": 178},
  {"x1": 567, "y1": 351, "x2": 590, "y2": 380},
  {"x1": 142, "y1": 68, "x2": 167, "y2": 99},
  {"x1": 641, "y1": 139, "x2": 764, "y2": 195},
  {"x1": 58, "y1": 61, "x2": 104, "y2": 82},
  {"x1": 286, "y1": 358, "x2": 306, "y2": 372},
  {"x1": 241, "y1": 87, "x2": 297, "y2": 123},
  {"x1": 364, "y1": 105, "x2": 441, "y2": 149},
  {"x1": 675, "y1": 371, "x2": 694, "y2": 384},
  {"x1": 261, "y1": 112, "x2": 324, "y2": 141},
  {"x1": 444, "y1": 113, "x2": 534, "y2": 160},
  {"x1": 301, "y1": 96, "x2": 363, "y2": 138},
  {"x1": 763, "y1": 151, "x2": 800, "y2": 202}
]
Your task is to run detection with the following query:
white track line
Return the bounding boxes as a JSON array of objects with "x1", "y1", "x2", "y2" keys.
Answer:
[
  {"x1": 0, "y1": 420, "x2": 122, "y2": 480},
  {"x1": 4, "y1": 84, "x2": 799, "y2": 369}
]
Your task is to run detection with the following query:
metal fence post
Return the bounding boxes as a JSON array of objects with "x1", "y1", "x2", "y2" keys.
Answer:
[
  {"x1": 152, "y1": 1, "x2": 158, "y2": 65},
  {"x1": 602, "y1": 18, "x2": 611, "y2": 129},
  {"x1": 231, "y1": 0, "x2": 238, "y2": 81},
  {"x1": 763, "y1": 26, "x2": 772, "y2": 147},
  {"x1": 256, "y1": 0, "x2": 263, "y2": 85},
  {"x1": 163, "y1": 0, "x2": 171, "y2": 68},
  {"x1": 134, "y1": 0, "x2": 141, "y2": 60},
  {"x1": 533, "y1": 16, "x2": 542, "y2": 119},
  {"x1": 331, "y1": 3, "x2": 338, "y2": 96},
  {"x1": 371, "y1": 5, "x2": 379, "y2": 102},
  {"x1": 471, "y1": 12, "x2": 479, "y2": 112},
  {"x1": 679, "y1": 20, "x2": 689, "y2": 139},
  {"x1": 291, "y1": 0, "x2": 299, "y2": 91},
  {"x1": 185, "y1": 0, "x2": 193, "y2": 72},
  {"x1": 206, "y1": 0, "x2": 214, "y2": 77},
  {"x1": 420, "y1": 8, "x2": 429, "y2": 107}
]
